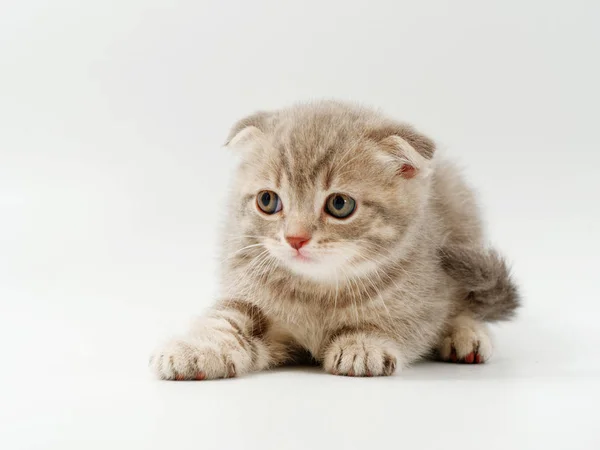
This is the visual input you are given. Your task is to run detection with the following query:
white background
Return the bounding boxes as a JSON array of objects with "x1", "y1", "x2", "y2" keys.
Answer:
[{"x1": 1, "y1": 1, "x2": 599, "y2": 449}]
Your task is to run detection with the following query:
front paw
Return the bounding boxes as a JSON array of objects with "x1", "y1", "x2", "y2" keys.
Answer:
[
  {"x1": 323, "y1": 334, "x2": 399, "y2": 377},
  {"x1": 150, "y1": 334, "x2": 250, "y2": 380}
]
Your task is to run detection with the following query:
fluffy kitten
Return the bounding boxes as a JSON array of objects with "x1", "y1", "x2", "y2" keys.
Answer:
[{"x1": 150, "y1": 100, "x2": 519, "y2": 379}]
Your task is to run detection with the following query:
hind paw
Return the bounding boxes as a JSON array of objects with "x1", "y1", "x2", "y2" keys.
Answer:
[{"x1": 438, "y1": 315, "x2": 492, "y2": 364}]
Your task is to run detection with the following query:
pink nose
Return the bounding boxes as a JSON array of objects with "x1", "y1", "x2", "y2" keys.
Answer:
[{"x1": 285, "y1": 235, "x2": 311, "y2": 250}]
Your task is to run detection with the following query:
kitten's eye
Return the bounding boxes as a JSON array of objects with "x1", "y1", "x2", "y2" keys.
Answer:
[
  {"x1": 325, "y1": 193, "x2": 356, "y2": 219},
  {"x1": 257, "y1": 190, "x2": 282, "y2": 214}
]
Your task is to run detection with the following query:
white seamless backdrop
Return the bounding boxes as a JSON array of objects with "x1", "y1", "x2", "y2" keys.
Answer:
[{"x1": 1, "y1": 1, "x2": 599, "y2": 449}]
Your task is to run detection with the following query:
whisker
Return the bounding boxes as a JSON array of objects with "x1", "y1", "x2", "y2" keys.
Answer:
[{"x1": 221, "y1": 243, "x2": 265, "y2": 262}]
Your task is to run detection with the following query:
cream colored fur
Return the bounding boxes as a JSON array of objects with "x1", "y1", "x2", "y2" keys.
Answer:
[{"x1": 150, "y1": 101, "x2": 519, "y2": 380}]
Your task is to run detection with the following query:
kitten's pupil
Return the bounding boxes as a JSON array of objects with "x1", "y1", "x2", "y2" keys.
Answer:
[
  {"x1": 261, "y1": 192, "x2": 271, "y2": 206},
  {"x1": 333, "y1": 195, "x2": 345, "y2": 210}
]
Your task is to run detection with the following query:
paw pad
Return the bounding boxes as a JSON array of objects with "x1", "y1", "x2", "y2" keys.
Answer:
[
  {"x1": 438, "y1": 319, "x2": 492, "y2": 364},
  {"x1": 443, "y1": 345, "x2": 486, "y2": 364}
]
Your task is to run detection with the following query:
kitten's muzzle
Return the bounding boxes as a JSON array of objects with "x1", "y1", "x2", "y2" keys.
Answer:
[{"x1": 285, "y1": 235, "x2": 311, "y2": 250}]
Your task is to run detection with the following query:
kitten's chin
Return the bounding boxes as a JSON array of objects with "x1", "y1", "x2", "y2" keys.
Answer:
[
  {"x1": 280, "y1": 255, "x2": 378, "y2": 284},
  {"x1": 264, "y1": 244, "x2": 381, "y2": 284},
  {"x1": 284, "y1": 259, "x2": 340, "y2": 282}
]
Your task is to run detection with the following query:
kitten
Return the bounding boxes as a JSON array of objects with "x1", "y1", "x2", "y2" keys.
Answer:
[{"x1": 150, "y1": 100, "x2": 520, "y2": 379}]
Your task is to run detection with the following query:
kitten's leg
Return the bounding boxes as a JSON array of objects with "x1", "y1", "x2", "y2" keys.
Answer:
[
  {"x1": 437, "y1": 314, "x2": 493, "y2": 364},
  {"x1": 322, "y1": 327, "x2": 402, "y2": 377},
  {"x1": 150, "y1": 300, "x2": 287, "y2": 380}
]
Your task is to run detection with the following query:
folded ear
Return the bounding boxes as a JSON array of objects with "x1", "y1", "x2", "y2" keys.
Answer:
[
  {"x1": 224, "y1": 111, "x2": 273, "y2": 149},
  {"x1": 369, "y1": 122, "x2": 436, "y2": 179}
]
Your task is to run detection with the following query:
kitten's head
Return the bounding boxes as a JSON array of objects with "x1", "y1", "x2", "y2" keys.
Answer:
[{"x1": 224, "y1": 101, "x2": 435, "y2": 283}]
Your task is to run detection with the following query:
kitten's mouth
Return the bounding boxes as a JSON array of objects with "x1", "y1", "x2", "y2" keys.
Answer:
[{"x1": 292, "y1": 252, "x2": 311, "y2": 262}]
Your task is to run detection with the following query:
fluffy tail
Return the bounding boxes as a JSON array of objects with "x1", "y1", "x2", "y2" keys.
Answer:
[{"x1": 440, "y1": 246, "x2": 521, "y2": 322}]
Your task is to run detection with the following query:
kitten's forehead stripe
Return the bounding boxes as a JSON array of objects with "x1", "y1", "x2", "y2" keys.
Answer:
[
  {"x1": 273, "y1": 162, "x2": 282, "y2": 189},
  {"x1": 278, "y1": 145, "x2": 293, "y2": 184},
  {"x1": 323, "y1": 166, "x2": 334, "y2": 191},
  {"x1": 311, "y1": 147, "x2": 336, "y2": 190}
]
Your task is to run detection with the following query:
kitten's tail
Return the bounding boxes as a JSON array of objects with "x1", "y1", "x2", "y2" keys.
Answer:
[{"x1": 440, "y1": 246, "x2": 521, "y2": 322}]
